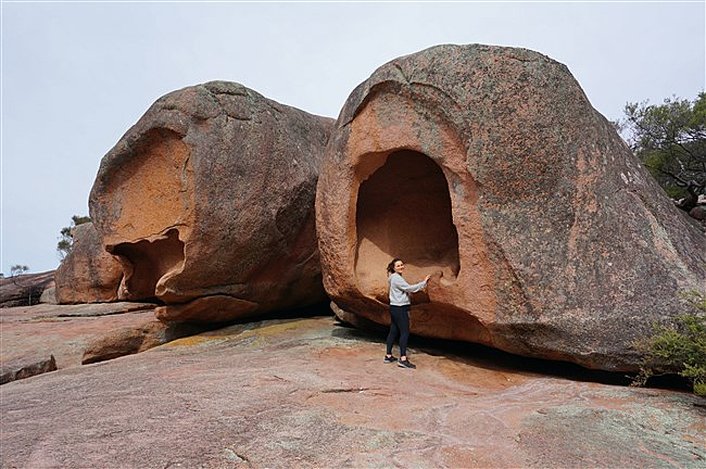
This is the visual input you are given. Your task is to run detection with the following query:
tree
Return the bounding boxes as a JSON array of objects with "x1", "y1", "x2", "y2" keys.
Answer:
[
  {"x1": 10, "y1": 264, "x2": 29, "y2": 278},
  {"x1": 6, "y1": 265, "x2": 45, "y2": 306},
  {"x1": 57, "y1": 215, "x2": 92, "y2": 259},
  {"x1": 620, "y1": 93, "x2": 706, "y2": 211},
  {"x1": 10, "y1": 264, "x2": 29, "y2": 291}
]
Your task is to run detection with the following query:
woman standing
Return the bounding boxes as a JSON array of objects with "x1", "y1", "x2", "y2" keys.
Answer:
[{"x1": 385, "y1": 258, "x2": 430, "y2": 369}]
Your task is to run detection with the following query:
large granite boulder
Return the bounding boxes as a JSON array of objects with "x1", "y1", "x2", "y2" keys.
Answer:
[
  {"x1": 90, "y1": 81, "x2": 333, "y2": 322},
  {"x1": 316, "y1": 44, "x2": 706, "y2": 372},
  {"x1": 55, "y1": 222, "x2": 123, "y2": 304}
]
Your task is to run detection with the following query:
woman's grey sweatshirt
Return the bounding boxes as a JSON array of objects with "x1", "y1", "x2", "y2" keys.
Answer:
[{"x1": 388, "y1": 272, "x2": 427, "y2": 306}]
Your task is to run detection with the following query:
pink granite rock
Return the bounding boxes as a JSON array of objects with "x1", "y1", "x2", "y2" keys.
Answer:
[
  {"x1": 1, "y1": 317, "x2": 704, "y2": 467},
  {"x1": 316, "y1": 44, "x2": 706, "y2": 371},
  {"x1": 89, "y1": 81, "x2": 333, "y2": 322},
  {"x1": 55, "y1": 222, "x2": 122, "y2": 304}
]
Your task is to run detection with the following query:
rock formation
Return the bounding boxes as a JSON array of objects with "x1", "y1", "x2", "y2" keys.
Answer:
[
  {"x1": 55, "y1": 222, "x2": 123, "y2": 304},
  {"x1": 39, "y1": 281, "x2": 57, "y2": 304},
  {"x1": 0, "y1": 271, "x2": 54, "y2": 308},
  {"x1": 0, "y1": 354, "x2": 56, "y2": 385},
  {"x1": 81, "y1": 319, "x2": 202, "y2": 365},
  {"x1": 0, "y1": 302, "x2": 204, "y2": 383},
  {"x1": 316, "y1": 44, "x2": 706, "y2": 371},
  {"x1": 90, "y1": 81, "x2": 333, "y2": 322}
]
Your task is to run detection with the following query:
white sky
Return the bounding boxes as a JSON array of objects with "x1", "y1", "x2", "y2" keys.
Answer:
[{"x1": 1, "y1": 0, "x2": 704, "y2": 275}]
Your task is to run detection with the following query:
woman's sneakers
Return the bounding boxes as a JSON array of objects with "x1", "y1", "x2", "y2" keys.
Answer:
[
  {"x1": 384, "y1": 355, "x2": 417, "y2": 369},
  {"x1": 398, "y1": 359, "x2": 416, "y2": 369}
]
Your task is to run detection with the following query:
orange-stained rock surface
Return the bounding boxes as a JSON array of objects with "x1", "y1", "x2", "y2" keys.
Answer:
[
  {"x1": 89, "y1": 81, "x2": 333, "y2": 322},
  {"x1": 1, "y1": 317, "x2": 703, "y2": 468},
  {"x1": 55, "y1": 222, "x2": 123, "y2": 304},
  {"x1": 316, "y1": 44, "x2": 706, "y2": 372},
  {"x1": 154, "y1": 295, "x2": 259, "y2": 324}
]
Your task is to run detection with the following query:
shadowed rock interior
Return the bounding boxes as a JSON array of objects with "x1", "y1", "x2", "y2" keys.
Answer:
[
  {"x1": 111, "y1": 229, "x2": 185, "y2": 302},
  {"x1": 355, "y1": 150, "x2": 460, "y2": 302}
]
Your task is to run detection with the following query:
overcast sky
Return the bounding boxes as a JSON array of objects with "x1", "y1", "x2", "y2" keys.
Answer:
[{"x1": 1, "y1": 1, "x2": 704, "y2": 275}]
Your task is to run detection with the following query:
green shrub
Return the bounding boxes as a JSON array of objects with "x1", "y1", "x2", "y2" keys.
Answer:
[
  {"x1": 634, "y1": 291, "x2": 706, "y2": 397},
  {"x1": 57, "y1": 215, "x2": 91, "y2": 259}
]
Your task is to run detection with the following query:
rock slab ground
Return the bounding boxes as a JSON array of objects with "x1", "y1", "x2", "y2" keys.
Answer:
[
  {"x1": 1, "y1": 302, "x2": 159, "y2": 372},
  {"x1": 1, "y1": 316, "x2": 704, "y2": 468}
]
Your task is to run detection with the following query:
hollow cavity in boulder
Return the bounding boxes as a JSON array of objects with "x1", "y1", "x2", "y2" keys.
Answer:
[
  {"x1": 111, "y1": 229, "x2": 185, "y2": 302},
  {"x1": 355, "y1": 150, "x2": 460, "y2": 301}
]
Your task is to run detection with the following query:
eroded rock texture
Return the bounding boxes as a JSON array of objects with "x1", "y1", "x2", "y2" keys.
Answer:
[
  {"x1": 90, "y1": 81, "x2": 333, "y2": 322},
  {"x1": 55, "y1": 222, "x2": 123, "y2": 304},
  {"x1": 316, "y1": 44, "x2": 706, "y2": 371}
]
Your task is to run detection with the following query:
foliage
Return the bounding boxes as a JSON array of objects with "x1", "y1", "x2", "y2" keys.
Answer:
[
  {"x1": 57, "y1": 215, "x2": 92, "y2": 259},
  {"x1": 634, "y1": 291, "x2": 706, "y2": 397},
  {"x1": 9, "y1": 264, "x2": 30, "y2": 293},
  {"x1": 10, "y1": 264, "x2": 29, "y2": 277},
  {"x1": 620, "y1": 93, "x2": 706, "y2": 210}
]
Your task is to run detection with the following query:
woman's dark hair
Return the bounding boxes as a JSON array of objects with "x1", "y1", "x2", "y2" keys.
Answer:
[{"x1": 386, "y1": 258, "x2": 402, "y2": 275}]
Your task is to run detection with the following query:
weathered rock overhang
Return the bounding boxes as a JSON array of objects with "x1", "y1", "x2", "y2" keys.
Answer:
[
  {"x1": 318, "y1": 84, "x2": 498, "y2": 344},
  {"x1": 355, "y1": 149, "x2": 460, "y2": 301},
  {"x1": 92, "y1": 127, "x2": 194, "y2": 304}
]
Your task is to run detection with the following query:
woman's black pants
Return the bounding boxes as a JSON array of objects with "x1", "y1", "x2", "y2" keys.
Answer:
[{"x1": 386, "y1": 305, "x2": 410, "y2": 357}]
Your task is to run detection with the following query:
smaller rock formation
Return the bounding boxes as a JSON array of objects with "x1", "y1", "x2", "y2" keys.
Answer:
[
  {"x1": 89, "y1": 81, "x2": 334, "y2": 323},
  {"x1": 690, "y1": 205, "x2": 706, "y2": 221},
  {"x1": 0, "y1": 355, "x2": 56, "y2": 384},
  {"x1": 55, "y1": 222, "x2": 123, "y2": 304},
  {"x1": 82, "y1": 320, "x2": 202, "y2": 364},
  {"x1": 39, "y1": 281, "x2": 58, "y2": 304},
  {"x1": 0, "y1": 302, "x2": 159, "y2": 371},
  {"x1": 0, "y1": 271, "x2": 54, "y2": 308}
]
